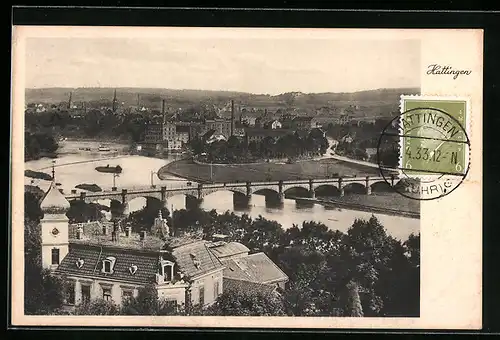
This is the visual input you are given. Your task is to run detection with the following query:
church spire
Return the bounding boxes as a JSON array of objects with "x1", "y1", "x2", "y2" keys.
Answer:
[{"x1": 40, "y1": 160, "x2": 70, "y2": 214}]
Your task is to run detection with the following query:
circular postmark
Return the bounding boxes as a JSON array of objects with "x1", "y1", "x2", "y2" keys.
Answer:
[{"x1": 376, "y1": 107, "x2": 470, "y2": 200}]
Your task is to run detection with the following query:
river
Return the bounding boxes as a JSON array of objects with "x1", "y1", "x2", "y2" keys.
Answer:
[{"x1": 25, "y1": 140, "x2": 420, "y2": 241}]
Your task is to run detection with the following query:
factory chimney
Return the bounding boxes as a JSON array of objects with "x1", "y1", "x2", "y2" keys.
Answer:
[
  {"x1": 231, "y1": 100, "x2": 235, "y2": 136},
  {"x1": 68, "y1": 92, "x2": 72, "y2": 110},
  {"x1": 112, "y1": 89, "x2": 118, "y2": 113},
  {"x1": 162, "y1": 99, "x2": 166, "y2": 115}
]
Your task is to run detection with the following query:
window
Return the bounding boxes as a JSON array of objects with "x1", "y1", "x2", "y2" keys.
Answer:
[
  {"x1": 67, "y1": 283, "x2": 75, "y2": 305},
  {"x1": 163, "y1": 264, "x2": 173, "y2": 282},
  {"x1": 81, "y1": 285, "x2": 91, "y2": 303},
  {"x1": 101, "y1": 256, "x2": 116, "y2": 274},
  {"x1": 51, "y1": 248, "x2": 60, "y2": 265},
  {"x1": 102, "y1": 287, "x2": 112, "y2": 301},
  {"x1": 199, "y1": 285, "x2": 205, "y2": 306},
  {"x1": 214, "y1": 281, "x2": 220, "y2": 298},
  {"x1": 122, "y1": 289, "x2": 133, "y2": 300}
]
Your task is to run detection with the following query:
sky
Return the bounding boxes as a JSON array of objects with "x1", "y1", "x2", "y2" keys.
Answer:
[{"x1": 26, "y1": 37, "x2": 421, "y2": 95}]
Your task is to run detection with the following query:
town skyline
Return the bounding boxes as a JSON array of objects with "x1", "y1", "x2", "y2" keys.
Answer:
[{"x1": 26, "y1": 37, "x2": 420, "y2": 95}]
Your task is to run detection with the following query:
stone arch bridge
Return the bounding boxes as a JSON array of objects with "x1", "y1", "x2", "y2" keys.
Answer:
[{"x1": 64, "y1": 176, "x2": 398, "y2": 215}]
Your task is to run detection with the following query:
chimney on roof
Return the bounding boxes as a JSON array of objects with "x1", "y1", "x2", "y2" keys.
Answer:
[
  {"x1": 111, "y1": 220, "x2": 120, "y2": 242},
  {"x1": 76, "y1": 225, "x2": 84, "y2": 240}
]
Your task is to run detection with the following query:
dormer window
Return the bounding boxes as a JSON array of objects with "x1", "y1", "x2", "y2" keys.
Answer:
[
  {"x1": 102, "y1": 256, "x2": 116, "y2": 274},
  {"x1": 190, "y1": 253, "x2": 201, "y2": 269},
  {"x1": 75, "y1": 258, "x2": 84, "y2": 269},
  {"x1": 158, "y1": 260, "x2": 174, "y2": 282},
  {"x1": 129, "y1": 264, "x2": 138, "y2": 275}
]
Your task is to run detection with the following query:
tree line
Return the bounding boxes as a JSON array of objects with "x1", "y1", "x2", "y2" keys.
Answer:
[
  {"x1": 25, "y1": 131, "x2": 59, "y2": 161},
  {"x1": 24, "y1": 191, "x2": 420, "y2": 317},
  {"x1": 190, "y1": 130, "x2": 329, "y2": 164}
]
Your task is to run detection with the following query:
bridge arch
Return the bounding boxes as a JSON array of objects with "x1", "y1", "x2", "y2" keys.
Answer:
[
  {"x1": 126, "y1": 196, "x2": 164, "y2": 213},
  {"x1": 253, "y1": 188, "x2": 280, "y2": 197},
  {"x1": 343, "y1": 182, "x2": 367, "y2": 195},
  {"x1": 202, "y1": 188, "x2": 247, "y2": 198},
  {"x1": 283, "y1": 186, "x2": 311, "y2": 199},
  {"x1": 314, "y1": 184, "x2": 342, "y2": 197},
  {"x1": 370, "y1": 181, "x2": 393, "y2": 193}
]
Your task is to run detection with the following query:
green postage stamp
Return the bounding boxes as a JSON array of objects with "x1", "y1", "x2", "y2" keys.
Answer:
[
  {"x1": 399, "y1": 96, "x2": 470, "y2": 178},
  {"x1": 374, "y1": 95, "x2": 474, "y2": 200}
]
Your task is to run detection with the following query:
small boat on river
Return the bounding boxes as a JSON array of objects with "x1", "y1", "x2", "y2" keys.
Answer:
[
  {"x1": 98, "y1": 144, "x2": 111, "y2": 152},
  {"x1": 95, "y1": 164, "x2": 122, "y2": 174}
]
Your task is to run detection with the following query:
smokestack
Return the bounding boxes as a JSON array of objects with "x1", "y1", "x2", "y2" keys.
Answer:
[
  {"x1": 162, "y1": 99, "x2": 166, "y2": 115},
  {"x1": 68, "y1": 92, "x2": 72, "y2": 110},
  {"x1": 137, "y1": 93, "x2": 140, "y2": 107},
  {"x1": 112, "y1": 89, "x2": 117, "y2": 112},
  {"x1": 231, "y1": 100, "x2": 235, "y2": 136}
]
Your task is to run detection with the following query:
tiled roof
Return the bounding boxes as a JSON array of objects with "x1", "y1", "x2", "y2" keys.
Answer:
[
  {"x1": 207, "y1": 242, "x2": 249, "y2": 260},
  {"x1": 293, "y1": 116, "x2": 314, "y2": 122},
  {"x1": 223, "y1": 278, "x2": 276, "y2": 297},
  {"x1": 70, "y1": 231, "x2": 165, "y2": 252},
  {"x1": 40, "y1": 181, "x2": 71, "y2": 212},
  {"x1": 222, "y1": 252, "x2": 288, "y2": 284},
  {"x1": 172, "y1": 241, "x2": 225, "y2": 279},
  {"x1": 245, "y1": 129, "x2": 294, "y2": 138},
  {"x1": 55, "y1": 243, "x2": 159, "y2": 285},
  {"x1": 68, "y1": 221, "x2": 113, "y2": 240}
]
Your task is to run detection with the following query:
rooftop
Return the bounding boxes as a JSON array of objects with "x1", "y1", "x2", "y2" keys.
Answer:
[
  {"x1": 55, "y1": 243, "x2": 159, "y2": 285},
  {"x1": 207, "y1": 241, "x2": 250, "y2": 259},
  {"x1": 70, "y1": 231, "x2": 165, "y2": 252},
  {"x1": 222, "y1": 252, "x2": 289, "y2": 285},
  {"x1": 245, "y1": 128, "x2": 294, "y2": 137},
  {"x1": 171, "y1": 240, "x2": 225, "y2": 279},
  {"x1": 40, "y1": 180, "x2": 71, "y2": 213}
]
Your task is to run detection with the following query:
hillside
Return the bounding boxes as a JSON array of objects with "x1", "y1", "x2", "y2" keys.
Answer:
[{"x1": 26, "y1": 87, "x2": 420, "y2": 117}]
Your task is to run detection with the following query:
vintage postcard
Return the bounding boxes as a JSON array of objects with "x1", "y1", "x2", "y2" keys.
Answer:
[{"x1": 10, "y1": 26, "x2": 483, "y2": 329}]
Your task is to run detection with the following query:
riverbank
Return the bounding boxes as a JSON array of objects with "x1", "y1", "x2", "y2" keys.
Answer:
[
  {"x1": 298, "y1": 192, "x2": 419, "y2": 219},
  {"x1": 159, "y1": 158, "x2": 387, "y2": 183}
]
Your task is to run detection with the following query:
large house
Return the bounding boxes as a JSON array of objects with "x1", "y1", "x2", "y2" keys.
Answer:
[
  {"x1": 244, "y1": 128, "x2": 294, "y2": 145},
  {"x1": 37, "y1": 178, "x2": 289, "y2": 309},
  {"x1": 39, "y1": 180, "x2": 224, "y2": 308}
]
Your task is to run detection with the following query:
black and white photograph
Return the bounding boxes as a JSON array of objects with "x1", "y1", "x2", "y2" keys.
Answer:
[{"x1": 19, "y1": 29, "x2": 424, "y2": 319}]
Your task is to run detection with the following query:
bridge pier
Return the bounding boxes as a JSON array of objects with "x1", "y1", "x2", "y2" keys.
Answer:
[
  {"x1": 186, "y1": 196, "x2": 203, "y2": 210},
  {"x1": 233, "y1": 194, "x2": 252, "y2": 211}
]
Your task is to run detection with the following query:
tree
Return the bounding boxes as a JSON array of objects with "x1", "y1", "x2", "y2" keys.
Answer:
[
  {"x1": 121, "y1": 284, "x2": 160, "y2": 315},
  {"x1": 345, "y1": 280, "x2": 364, "y2": 317},
  {"x1": 242, "y1": 216, "x2": 284, "y2": 254},
  {"x1": 24, "y1": 219, "x2": 67, "y2": 314},
  {"x1": 74, "y1": 299, "x2": 120, "y2": 315},
  {"x1": 206, "y1": 290, "x2": 285, "y2": 316},
  {"x1": 25, "y1": 192, "x2": 43, "y2": 223}
]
